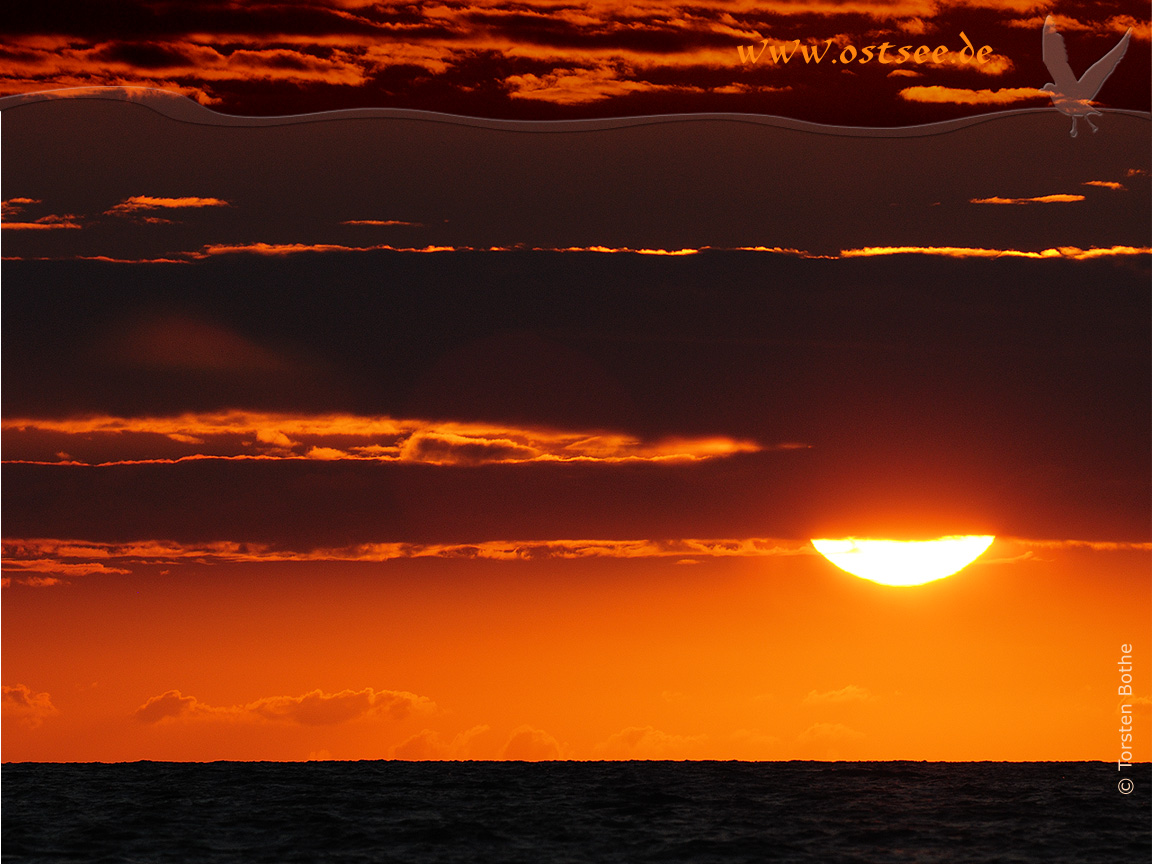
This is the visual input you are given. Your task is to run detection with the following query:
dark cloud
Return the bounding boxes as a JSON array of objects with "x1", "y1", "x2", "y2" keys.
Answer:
[
  {"x1": 2, "y1": 99, "x2": 1147, "y2": 262},
  {"x1": 398, "y1": 432, "x2": 541, "y2": 466},
  {"x1": 2, "y1": 88, "x2": 1147, "y2": 552},
  {"x1": 0, "y1": 2, "x2": 1146, "y2": 120},
  {"x1": 0, "y1": 1, "x2": 384, "y2": 40},
  {"x1": 3, "y1": 431, "x2": 1147, "y2": 547},
  {"x1": 134, "y1": 687, "x2": 433, "y2": 724},
  {"x1": 502, "y1": 725, "x2": 563, "y2": 761},
  {"x1": 2, "y1": 683, "x2": 60, "y2": 726},
  {"x1": 135, "y1": 689, "x2": 198, "y2": 722},
  {"x1": 91, "y1": 41, "x2": 197, "y2": 70}
]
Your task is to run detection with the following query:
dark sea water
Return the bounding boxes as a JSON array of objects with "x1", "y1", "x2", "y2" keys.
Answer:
[{"x1": 3, "y1": 762, "x2": 1149, "y2": 863}]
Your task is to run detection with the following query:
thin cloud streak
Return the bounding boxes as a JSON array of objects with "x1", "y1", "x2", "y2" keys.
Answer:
[
  {"x1": 4, "y1": 537, "x2": 1148, "y2": 586},
  {"x1": 7, "y1": 244, "x2": 1149, "y2": 263},
  {"x1": 2, "y1": 684, "x2": 59, "y2": 727},
  {"x1": 134, "y1": 687, "x2": 434, "y2": 725},
  {"x1": 189, "y1": 243, "x2": 710, "y2": 257},
  {"x1": 105, "y1": 196, "x2": 230, "y2": 214},
  {"x1": 1, "y1": 218, "x2": 82, "y2": 230},
  {"x1": 340, "y1": 219, "x2": 422, "y2": 226},
  {"x1": 1, "y1": 411, "x2": 771, "y2": 466},
  {"x1": 2, "y1": 197, "x2": 82, "y2": 229},
  {"x1": 898, "y1": 85, "x2": 1046, "y2": 104},
  {"x1": 1, "y1": 537, "x2": 820, "y2": 584},
  {"x1": 969, "y1": 194, "x2": 1086, "y2": 204},
  {"x1": 839, "y1": 245, "x2": 1151, "y2": 259}
]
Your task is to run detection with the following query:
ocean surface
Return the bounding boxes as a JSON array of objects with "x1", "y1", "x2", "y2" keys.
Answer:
[{"x1": 3, "y1": 761, "x2": 1149, "y2": 863}]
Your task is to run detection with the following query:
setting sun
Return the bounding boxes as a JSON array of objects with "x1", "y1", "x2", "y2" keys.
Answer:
[{"x1": 810, "y1": 535, "x2": 996, "y2": 586}]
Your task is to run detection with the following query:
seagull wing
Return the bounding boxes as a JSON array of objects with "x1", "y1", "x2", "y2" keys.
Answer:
[
  {"x1": 1076, "y1": 28, "x2": 1132, "y2": 100},
  {"x1": 1042, "y1": 17, "x2": 1078, "y2": 91}
]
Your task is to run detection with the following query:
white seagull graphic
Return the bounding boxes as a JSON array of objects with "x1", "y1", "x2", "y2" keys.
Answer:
[{"x1": 1041, "y1": 16, "x2": 1132, "y2": 137}]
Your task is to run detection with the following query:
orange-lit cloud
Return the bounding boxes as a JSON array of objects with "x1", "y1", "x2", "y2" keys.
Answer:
[
  {"x1": 193, "y1": 242, "x2": 469, "y2": 256},
  {"x1": 1, "y1": 215, "x2": 83, "y2": 230},
  {"x1": 0, "y1": 40, "x2": 369, "y2": 104},
  {"x1": 593, "y1": 725, "x2": 707, "y2": 759},
  {"x1": 2, "y1": 198, "x2": 83, "y2": 229},
  {"x1": 1007, "y1": 14, "x2": 1150, "y2": 42},
  {"x1": 2, "y1": 684, "x2": 59, "y2": 727},
  {"x1": 187, "y1": 243, "x2": 711, "y2": 257},
  {"x1": 10, "y1": 242, "x2": 1148, "y2": 264},
  {"x1": 1, "y1": 411, "x2": 769, "y2": 466},
  {"x1": 135, "y1": 687, "x2": 434, "y2": 725},
  {"x1": 506, "y1": 66, "x2": 653, "y2": 104},
  {"x1": 4, "y1": 194, "x2": 229, "y2": 231},
  {"x1": 502, "y1": 725, "x2": 565, "y2": 760},
  {"x1": 9, "y1": 536, "x2": 1144, "y2": 586},
  {"x1": 803, "y1": 685, "x2": 872, "y2": 705},
  {"x1": 17, "y1": 243, "x2": 1148, "y2": 266},
  {"x1": 5, "y1": 0, "x2": 1131, "y2": 121},
  {"x1": 898, "y1": 85, "x2": 1046, "y2": 104},
  {"x1": 0, "y1": 537, "x2": 819, "y2": 584},
  {"x1": 970, "y1": 194, "x2": 1085, "y2": 204},
  {"x1": 839, "y1": 245, "x2": 1152, "y2": 259},
  {"x1": 1, "y1": 197, "x2": 41, "y2": 214},
  {"x1": 1011, "y1": 539, "x2": 1152, "y2": 552},
  {"x1": 2, "y1": 255, "x2": 193, "y2": 264},
  {"x1": 392, "y1": 725, "x2": 493, "y2": 760},
  {"x1": 1083, "y1": 180, "x2": 1126, "y2": 190},
  {"x1": 3, "y1": 559, "x2": 131, "y2": 579},
  {"x1": 106, "y1": 196, "x2": 230, "y2": 215},
  {"x1": 0, "y1": 80, "x2": 220, "y2": 105},
  {"x1": 340, "y1": 219, "x2": 422, "y2": 226}
]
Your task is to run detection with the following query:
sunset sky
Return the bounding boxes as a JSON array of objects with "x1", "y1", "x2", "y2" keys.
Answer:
[
  {"x1": 2, "y1": 1, "x2": 1150, "y2": 763},
  {"x1": 0, "y1": 0, "x2": 1148, "y2": 122}
]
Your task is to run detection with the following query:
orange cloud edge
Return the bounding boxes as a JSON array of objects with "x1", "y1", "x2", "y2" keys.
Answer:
[
  {"x1": 1, "y1": 411, "x2": 781, "y2": 466},
  {"x1": 5, "y1": 245, "x2": 1150, "y2": 264},
  {"x1": 3, "y1": 537, "x2": 1148, "y2": 587}
]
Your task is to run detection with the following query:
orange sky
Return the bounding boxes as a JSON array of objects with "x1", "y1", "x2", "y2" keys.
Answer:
[{"x1": 4, "y1": 540, "x2": 1149, "y2": 762}]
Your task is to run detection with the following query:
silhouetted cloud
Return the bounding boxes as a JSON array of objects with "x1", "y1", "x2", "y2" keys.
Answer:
[
  {"x1": 0, "y1": 536, "x2": 819, "y2": 584},
  {"x1": 839, "y1": 244, "x2": 1150, "y2": 259},
  {"x1": 134, "y1": 687, "x2": 434, "y2": 725},
  {"x1": 803, "y1": 685, "x2": 873, "y2": 705},
  {"x1": 593, "y1": 725, "x2": 707, "y2": 759},
  {"x1": 2, "y1": 684, "x2": 60, "y2": 726},
  {"x1": 501, "y1": 724, "x2": 564, "y2": 760},
  {"x1": 392, "y1": 725, "x2": 492, "y2": 760}
]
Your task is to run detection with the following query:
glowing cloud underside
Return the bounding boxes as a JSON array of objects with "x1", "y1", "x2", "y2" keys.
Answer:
[{"x1": 810, "y1": 536, "x2": 996, "y2": 586}]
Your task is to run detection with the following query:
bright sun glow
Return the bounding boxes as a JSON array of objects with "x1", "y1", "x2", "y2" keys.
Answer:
[{"x1": 810, "y1": 535, "x2": 996, "y2": 586}]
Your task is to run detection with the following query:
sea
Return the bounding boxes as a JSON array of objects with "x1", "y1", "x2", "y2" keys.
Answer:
[{"x1": 3, "y1": 761, "x2": 1149, "y2": 863}]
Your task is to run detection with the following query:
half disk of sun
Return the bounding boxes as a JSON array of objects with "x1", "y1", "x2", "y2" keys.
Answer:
[{"x1": 811, "y1": 536, "x2": 995, "y2": 586}]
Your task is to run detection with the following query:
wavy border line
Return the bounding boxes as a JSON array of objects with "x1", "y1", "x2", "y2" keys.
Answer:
[{"x1": 1, "y1": 86, "x2": 1149, "y2": 139}]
